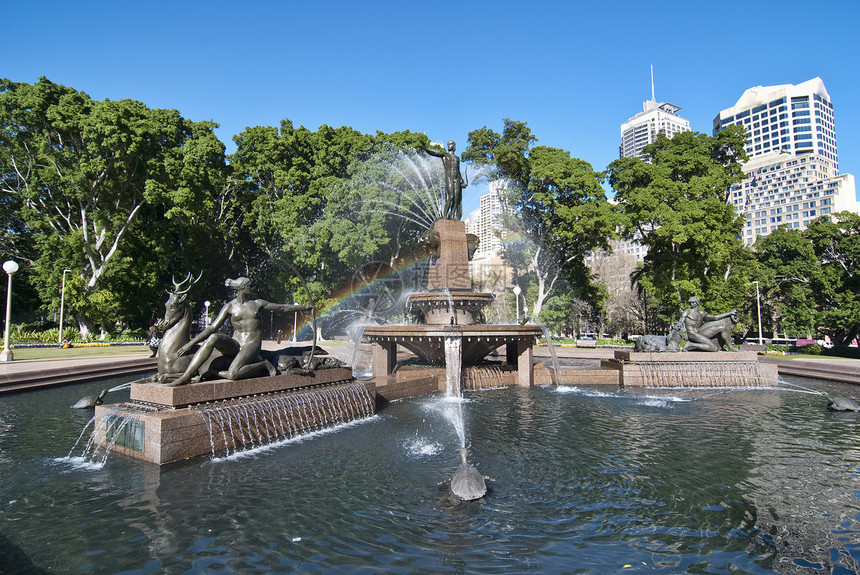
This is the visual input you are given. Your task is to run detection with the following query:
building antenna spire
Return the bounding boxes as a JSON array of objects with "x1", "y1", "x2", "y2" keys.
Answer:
[{"x1": 650, "y1": 65, "x2": 655, "y2": 101}]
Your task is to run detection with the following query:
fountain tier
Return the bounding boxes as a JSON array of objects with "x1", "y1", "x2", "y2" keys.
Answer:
[
  {"x1": 407, "y1": 291, "x2": 495, "y2": 326},
  {"x1": 407, "y1": 219, "x2": 494, "y2": 326},
  {"x1": 363, "y1": 324, "x2": 544, "y2": 387},
  {"x1": 94, "y1": 368, "x2": 375, "y2": 464}
]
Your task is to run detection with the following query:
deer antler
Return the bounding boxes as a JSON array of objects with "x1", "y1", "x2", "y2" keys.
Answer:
[{"x1": 171, "y1": 271, "x2": 203, "y2": 295}]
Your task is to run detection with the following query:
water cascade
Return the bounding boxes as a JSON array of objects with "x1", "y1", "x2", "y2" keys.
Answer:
[
  {"x1": 443, "y1": 330, "x2": 463, "y2": 396},
  {"x1": 197, "y1": 381, "x2": 374, "y2": 458},
  {"x1": 462, "y1": 365, "x2": 509, "y2": 389},
  {"x1": 94, "y1": 367, "x2": 374, "y2": 464},
  {"x1": 636, "y1": 359, "x2": 772, "y2": 387},
  {"x1": 538, "y1": 325, "x2": 561, "y2": 386},
  {"x1": 68, "y1": 405, "x2": 146, "y2": 466}
]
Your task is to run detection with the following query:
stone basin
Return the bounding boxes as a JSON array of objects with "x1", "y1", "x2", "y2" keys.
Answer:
[
  {"x1": 361, "y1": 324, "x2": 543, "y2": 366},
  {"x1": 406, "y1": 291, "x2": 495, "y2": 325}
]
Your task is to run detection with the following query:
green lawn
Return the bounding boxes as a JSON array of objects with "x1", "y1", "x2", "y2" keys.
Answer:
[{"x1": 8, "y1": 345, "x2": 153, "y2": 361}]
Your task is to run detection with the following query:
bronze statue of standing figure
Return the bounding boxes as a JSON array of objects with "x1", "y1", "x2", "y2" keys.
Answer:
[
  {"x1": 165, "y1": 277, "x2": 313, "y2": 386},
  {"x1": 422, "y1": 140, "x2": 468, "y2": 220}
]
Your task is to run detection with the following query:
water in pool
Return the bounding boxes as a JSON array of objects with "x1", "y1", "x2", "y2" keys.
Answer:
[{"x1": 1, "y1": 375, "x2": 859, "y2": 573}]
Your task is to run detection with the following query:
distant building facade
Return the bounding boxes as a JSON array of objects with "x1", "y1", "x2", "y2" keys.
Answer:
[
  {"x1": 465, "y1": 180, "x2": 511, "y2": 258},
  {"x1": 619, "y1": 99, "x2": 691, "y2": 159},
  {"x1": 729, "y1": 152, "x2": 856, "y2": 244},
  {"x1": 715, "y1": 78, "x2": 857, "y2": 244},
  {"x1": 612, "y1": 97, "x2": 690, "y2": 259}
]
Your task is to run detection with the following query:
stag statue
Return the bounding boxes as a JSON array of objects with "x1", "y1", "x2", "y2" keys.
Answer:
[{"x1": 152, "y1": 272, "x2": 202, "y2": 383}]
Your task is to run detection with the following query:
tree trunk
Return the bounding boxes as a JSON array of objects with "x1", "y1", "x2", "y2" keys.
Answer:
[{"x1": 77, "y1": 316, "x2": 95, "y2": 339}]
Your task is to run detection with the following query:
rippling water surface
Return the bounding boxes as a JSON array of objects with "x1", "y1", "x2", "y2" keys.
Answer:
[{"x1": 2, "y1": 375, "x2": 860, "y2": 573}]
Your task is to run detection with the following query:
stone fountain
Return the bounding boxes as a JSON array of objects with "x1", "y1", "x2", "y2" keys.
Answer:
[
  {"x1": 89, "y1": 140, "x2": 544, "y2": 467},
  {"x1": 93, "y1": 275, "x2": 376, "y2": 465},
  {"x1": 361, "y1": 143, "x2": 544, "y2": 397},
  {"x1": 362, "y1": 218, "x2": 543, "y2": 393}
]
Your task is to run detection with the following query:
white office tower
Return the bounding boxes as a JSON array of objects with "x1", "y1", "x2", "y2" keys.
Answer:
[
  {"x1": 465, "y1": 180, "x2": 511, "y2": 258},
  {"x1": 619, "y1": 100, "x2": 691, "y2": 159},
  {"x1": 614, "y1": 75, "x2": 689, "y2": 260},
  {"x1": 713, "y1": 77, "x2": 838, "y2": 169},
  {"x1": 716, "y1": 78, "x2": 857, "y2": 244},
  {"x1": 465, "y1": 180, "x2": 514, "y2": 288}
]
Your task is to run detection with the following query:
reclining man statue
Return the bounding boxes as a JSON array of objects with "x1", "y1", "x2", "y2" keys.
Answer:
[
  {"x1": 166, "y1": 276, "x2": 313, "y2": 386},
  {"x1": 679, "y1": 296, "x2": 739, "y2": 352}
]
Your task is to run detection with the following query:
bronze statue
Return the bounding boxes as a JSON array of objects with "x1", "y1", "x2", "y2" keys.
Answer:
[
  {"x1": 448, "y1": 448, "x2": 487, "y2": 501},
  {"x1": 165, "y1": 277, "x2": 313, "y2": 386},
  {"x1": 679, "y1": 297, "x2": 739, "y2": 352},
  {"x1": 152, "y1": 272, "x2": 202, "y2": 383},
  {"x1": 422, "y1": 140, "x2": 467, "y2": 220},
  {"x1": 634, "y1": 321, "x2": 683, "y2": 352}
]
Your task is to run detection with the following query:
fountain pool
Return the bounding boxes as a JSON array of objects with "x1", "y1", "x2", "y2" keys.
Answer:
[{"x1": 2, "y1": 374, "x2": 860, "y2": 573}]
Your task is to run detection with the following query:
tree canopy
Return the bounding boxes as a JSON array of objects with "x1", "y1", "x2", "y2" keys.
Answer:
[
  {"x1": 229, "y1": 121, "x2": 431, "y2": 311},
  {"x1": 607, "y1": 126, "x2": 752, "y2": 317},
  {"x1": 464, "y1": 119, "x2": 617, "y2": 318},
  {"x1": 756, "y1": 212, "x2": 860, "y2": 345},
  {"x1": 0, "y1": 77, "x2": 229, "y2": 333},
  {"x1": 2, "y1": 78, "x2": 857, "y2": 348}
]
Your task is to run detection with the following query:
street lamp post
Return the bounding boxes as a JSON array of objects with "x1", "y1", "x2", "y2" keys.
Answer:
[
  {"x1": 513, "y1": 284, "x2": 521, "y2": 322},
  {"x1": 293, "y1": 304, "x2": 299, "y2": 342},
  {"x1": 1, "y1": 260, "x2": 20, "y2": 362},
  {"x1": 58, "y1": 269, "x2": 71, "y2": 345},
  {"x1": 204, "y1": 301, "x2": 210, "y2": 326},
  {"x1": 753, "y1": 281, "x2": 763, "y2": 346}
]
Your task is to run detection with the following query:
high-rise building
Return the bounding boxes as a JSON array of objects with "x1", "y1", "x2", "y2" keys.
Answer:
[
  {"x1": 713, "y1": 77, "x2": 838, "y2": 169},
  {"x1": 715, "y1": 78, "x2": 857, "y2": 245},
  {"x1": 729, "y1": 151, "x2": 856, "y2": 245},
  {"x1": 465, "y1": 180, "x2": 511, "y2": 258},
  {"x1": 619, "y1": 99, "x2": 691, "y2": 159},
  {"x1": 464, "y1": 181, "x2": 514, "y2": 291},
  {"x1": 613, "y1": 79, "x2": 690, "y2": 259}
]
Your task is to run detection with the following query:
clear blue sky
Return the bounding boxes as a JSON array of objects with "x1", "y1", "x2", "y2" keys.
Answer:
[{"x1": 7, "y1": 0, "x2": 860, "y2": 215}]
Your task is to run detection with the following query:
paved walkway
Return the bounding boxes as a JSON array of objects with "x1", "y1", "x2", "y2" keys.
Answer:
[
  {"x1": 0, "y1": 353, "x2": 157, "y2": 393},
  {"x1": 760, "y1": 355, "x2": 860, "y2": 384}
]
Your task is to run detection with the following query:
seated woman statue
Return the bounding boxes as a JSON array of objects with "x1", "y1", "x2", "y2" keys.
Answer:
[{"x1": 165, "y1": 277, "x2": 313, "y2": 386}]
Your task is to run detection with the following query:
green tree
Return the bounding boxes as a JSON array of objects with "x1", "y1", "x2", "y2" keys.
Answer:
[
  {"x1": 464, "y1": 119, "x2": 617, "y2": 318},
  {"x1": 607, "y1": 127, "x2": 751, "y2": 318},
  {"x1": 0, "y1": 77, "x2": 229, "y2": 334},
  {"x1": 229, "y1": 121, "x2": 430, "y2": 311},
  {"x1": 756, "y1": 212, "x2": 860, "y2": 345}
]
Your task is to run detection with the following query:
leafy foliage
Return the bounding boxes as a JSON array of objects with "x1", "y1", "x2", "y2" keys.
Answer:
[
  {"x1": 464, "y1": 119, "x2": 617, "y2": 317},
  {"x1": 756, "y1": 212, "x2": 860, "y2": 345},
  {"x1": 229, "y1": 121, "x2": 430, "y2": 309},
  {"x1": 607, "y1": 127, "x2": 751, "y2": 317},
  {"x1": 0, "y1": 77, "x2": 230, "y2": 333}
]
